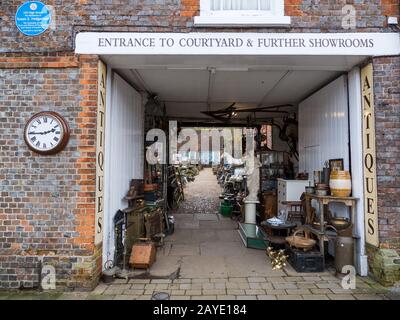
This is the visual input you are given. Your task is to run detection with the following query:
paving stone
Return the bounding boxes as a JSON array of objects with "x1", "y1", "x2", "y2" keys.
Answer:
[
  {"x1": 202, "y1": 283, "x2": 215, "y2": 289},
  {"x1": 286, "y1": 289, "x2": 311, "y2": 295},
  {"x1": 192, "y1": 278, "x2": 210, "y2": 283},
  {"x1": 265, "y1": 289, "x2": 286, "y2": 295},
  {"x1": 123, "y1": 289, "x2": 144, "y2": 295},
  {"x1": 171, "y1": 296, "x2": 191, "y2": 300},
  {"x1": 238, "y1": 283, "x2": 250, "y2": 290},
  {"x1": 145, "y1": 284, "x2": 157, "y2": 290},
  {"x1": 245, "y1": 289, "x2": 265, "y2": 295},
  {"x1": 302, "y1": 294, "x2": 329, "y2": 300},
  {"x1": 226, "y1": 282, "x2": 240, "y2": 289},
  {"x1": 151, "y1": 279, "x2": 172, "y2": 284},
  {"x1": 191, "y1": 283, "x2": 203, "y2": 289},
  {"x1": 180, "y1": 284, "x2": 192, "y2": 290},
  {"x1": 168, "y1": 284, "x2": 180, "y2": 290},
  {"x1": 104, "y1": 287, "x2": 125, "y2": 295},
  {"x1": 310, "y1": 288, "x2": 332, "y2": 294},
  {"x1": 266, "y1": 277, "x2": 286, "y2": 283},
  {"x1": 227, "y1": 289, "x2": 245, "y2": 295},
  {"x1": 249, "y1": 282, "x2": 262, "y2": 289},
  {"x1": 248, "y1": 277, "x2": 266, "y2": 283},
  {"x1": 91, "y1": 284, "x2": 108, "y2": 295},
  {"x1": 257, "y1": 295, "x2": 277, "y2": 300},
  {"x1": 273, "y1": 283, "x2": 298, "y2": 290},
  {"x1": 316, "y1": 282, "x2": 341, "y2": 289},
  {"x1": 192, "y1": 295, "x2": 217, "y2": 300},
  {"x1": 129, "y1": 279, "x2": 151, "y2": 284},
  {"x1": 302, "y1": 276, "x2": 322, "y2": 282},
  {"x1": 296, "y1": 282, "x2": 317, "y2": 289},
  {"x1": 328, "y1": 294, "x2": 356, "y2": 300},
  {"x1": 277, "y1": 295, "x2": 303, "y2": 300},
  {"x1": 284, "y1": 277, "x2": 303, "y2": 282},
  {"x1": 228, "y1": 277, "x2": 248, "y2": 283},
  {"x1": 217, "y1": 295, "x2": 236, "y2": 300},
  {"x1": 131, "y1": 284, "x2": 145, "y2": 289},
  {"x1": 236, "y1": 295, "x2": 257, "y2": 300},
  {"x1": 173, "y1": 279, "x2": 191, "y2": 284},
  {"x1": 171, "y1": 290, "x2": 186, "y2": 296},
  {"x1": 113, "y1": 295, "x2": 136, "y2": 300},
  {"x1": 329, "y1": 288, "x2": 354, "y2": 294},
  {"x1": 144, "y1": 289, "x2": 156, "y2": 295},
  {"x1": 214, "y1": 283, "x2": 226, "y2": 289},
  {"x1": 155, "y1": 284, "x2": 169, "y2": 290},
  {"x1": 186, "y1": 290, "x2": 202, "y2": 295},
  {"x1": 136, "y1": 295, "x2": 153, "y2": 300},
  {"x1": 211, "y1": 278, "x2": 228, "y2": 283},
  {"x1": 114, "y1": 278, "x2": 129, "y2": 284},
  {"x1": 259, "y1": 283, "x2": 274, "y2": 290},
  {"x1": 203, "y1": 289, "x2": 226, "y2": 295}
]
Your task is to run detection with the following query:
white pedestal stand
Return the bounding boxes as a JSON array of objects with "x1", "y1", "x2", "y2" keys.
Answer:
[{"x1": 244, "y1": 200, "x2": 259, "y2": 224}]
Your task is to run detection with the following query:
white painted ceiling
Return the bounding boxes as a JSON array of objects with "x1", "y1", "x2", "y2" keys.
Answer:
[{"x1": 108, "y1": 54, "x2": 367, "y2": 122}]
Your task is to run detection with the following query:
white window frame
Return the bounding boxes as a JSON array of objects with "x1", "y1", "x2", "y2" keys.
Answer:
[{"x1": 194, "y1": 0, "x2": 291, "y2": 27}]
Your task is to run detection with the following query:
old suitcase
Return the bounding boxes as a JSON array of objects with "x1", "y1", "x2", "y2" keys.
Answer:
[{"x1": 129, "y1": 239, "x2": 156, "y2": 269}]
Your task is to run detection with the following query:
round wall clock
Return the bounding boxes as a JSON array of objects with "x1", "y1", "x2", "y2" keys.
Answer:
[{"x1": 24, "y1": 111, "x2": 70, "y2": 155}]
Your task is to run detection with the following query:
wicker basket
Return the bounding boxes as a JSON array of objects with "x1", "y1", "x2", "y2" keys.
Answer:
[{"x1": 286, "y1": 229, "x2": 316, "y2": 251}]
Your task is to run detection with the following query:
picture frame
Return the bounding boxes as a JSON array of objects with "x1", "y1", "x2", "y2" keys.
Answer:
[{"x1": 329, "y1": 158, "x2": 344, "y2": 171}]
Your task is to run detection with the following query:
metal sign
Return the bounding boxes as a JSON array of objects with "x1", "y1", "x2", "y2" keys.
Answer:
[
  {"x1": 15, "y1": 1, "x2": 51, "y2": 36},
  {"x1": 361, "y1": 63, "x2": 379, "y2": 248},
  {"x1": 95, "y1": 60, "x2": 107, "y2": 246}
]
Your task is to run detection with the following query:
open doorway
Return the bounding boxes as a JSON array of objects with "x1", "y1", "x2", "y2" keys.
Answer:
[{"x1": 102, "y1": 54, "x2": 367, "y2": 281}]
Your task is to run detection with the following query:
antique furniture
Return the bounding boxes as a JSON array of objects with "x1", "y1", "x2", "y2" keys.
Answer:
[
  {"x1": 277, "y1": 178, "x2": 311, "y2": 214},
  {"x1": 261, "y1": 191, "x2": 277, "y2": 221},
  {"x1": 281, "y1": 200, "x2": 305, "y2": 224},
  {"x1": 261, "y1": 220, "x2": 296, "y2": 249},
  {"x1": 303, "y1": 194, "x2": 358, "y2": 262}
]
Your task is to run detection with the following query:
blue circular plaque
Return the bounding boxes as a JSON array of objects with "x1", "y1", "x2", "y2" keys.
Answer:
[{"x1": 15, "y1": 1, "x2": 51, "y2": 36}]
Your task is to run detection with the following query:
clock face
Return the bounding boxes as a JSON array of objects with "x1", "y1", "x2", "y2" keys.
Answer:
[{"x1": 24, "y1": 112, "x2": 69, "y2": 154}]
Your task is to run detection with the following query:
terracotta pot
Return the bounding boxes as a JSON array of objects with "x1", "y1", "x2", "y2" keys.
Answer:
[{"x1": 329, "y1": 170, "x2": 352, "y2": 197}]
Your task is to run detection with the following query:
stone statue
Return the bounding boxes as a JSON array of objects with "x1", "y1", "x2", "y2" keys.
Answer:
[{"x1": 244, "y1": 151, "x2": 261, "y2": 201}]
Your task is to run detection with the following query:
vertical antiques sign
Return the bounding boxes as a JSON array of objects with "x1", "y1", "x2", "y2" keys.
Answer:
[
  {"x1": 361, "y1": 63, "x2": 379, "y2": 247},
  {"x1": 95, "y1": 60, "x2": 107, "y2": 245}
]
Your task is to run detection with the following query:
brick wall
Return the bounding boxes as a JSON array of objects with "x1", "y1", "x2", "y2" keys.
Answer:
[
  {"x1": 0, "y1": 1, "x2": 398, "y2": 54},
  {"x1": 373, "y1": 56, "x2": 400, "y2": 251},
  {"x1": 0, "y1": 53, "x2": 101, "y2": 289}
]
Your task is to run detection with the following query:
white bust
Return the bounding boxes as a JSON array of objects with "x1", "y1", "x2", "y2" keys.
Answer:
[{"x1": 243, "y1": 151, "x2": 261, "y2": 201}]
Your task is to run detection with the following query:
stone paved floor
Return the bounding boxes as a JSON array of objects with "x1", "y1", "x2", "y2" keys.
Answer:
[{"x1": 1, "y1": 168, "x2": 399, "y2": 300}]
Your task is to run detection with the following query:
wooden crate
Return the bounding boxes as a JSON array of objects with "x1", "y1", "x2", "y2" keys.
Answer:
[{"x1": 129, "y1": 241, "x2": 156, "y2": 269}]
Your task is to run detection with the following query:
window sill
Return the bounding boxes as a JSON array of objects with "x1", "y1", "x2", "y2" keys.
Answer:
[{"x1": 193, "y1": 15, "x2": 291, "y2": 27}]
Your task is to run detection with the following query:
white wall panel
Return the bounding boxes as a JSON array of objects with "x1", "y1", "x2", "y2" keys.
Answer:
[
  {"x1": 103, "y1": 73, "x2": 144, "y2": 265},
  {"x1": 299, "y1": 75, "x2": 349, "y2": 178}
]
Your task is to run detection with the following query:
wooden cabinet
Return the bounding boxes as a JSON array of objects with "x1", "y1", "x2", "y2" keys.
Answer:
[{"x1": 277, "y1": 179, "x2": 311, "y2": 214}]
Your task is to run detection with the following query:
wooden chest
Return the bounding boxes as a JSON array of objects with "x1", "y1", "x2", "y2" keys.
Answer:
[{"x1": 129, "y1": 241, "x2": 156, "y2": 269}]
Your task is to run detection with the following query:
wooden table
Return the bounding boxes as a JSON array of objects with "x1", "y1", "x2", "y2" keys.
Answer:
[{"x1": 303, "y1": 194, "x2": 358, "y2": 259}]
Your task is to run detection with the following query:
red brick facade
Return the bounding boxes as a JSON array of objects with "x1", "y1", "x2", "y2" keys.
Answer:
[
  {"x1": 0, "y1": 53, "x2": 101, "y2": 289},
  {"x1": 0, "y1": 0, "x2": 399, "y2": 289}
]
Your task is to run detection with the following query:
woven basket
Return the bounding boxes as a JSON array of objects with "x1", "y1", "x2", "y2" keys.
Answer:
[{"x1": 286, "y1": 229, "x2": 316, "y2": 251}]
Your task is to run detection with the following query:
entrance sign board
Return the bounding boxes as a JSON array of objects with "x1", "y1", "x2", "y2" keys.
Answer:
[
  {"x1": 95, "y1": 61, "x2": 107, "y2": 246},
  {"x1": 15, "y1": 1, "x2": 51, "y2": 36},
  {"x1": 76, "y1": 32, "x2": 400, "y2": 56},
  {"x1": 361, "y1": 63, "x2": 379, "y2": 248}
]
